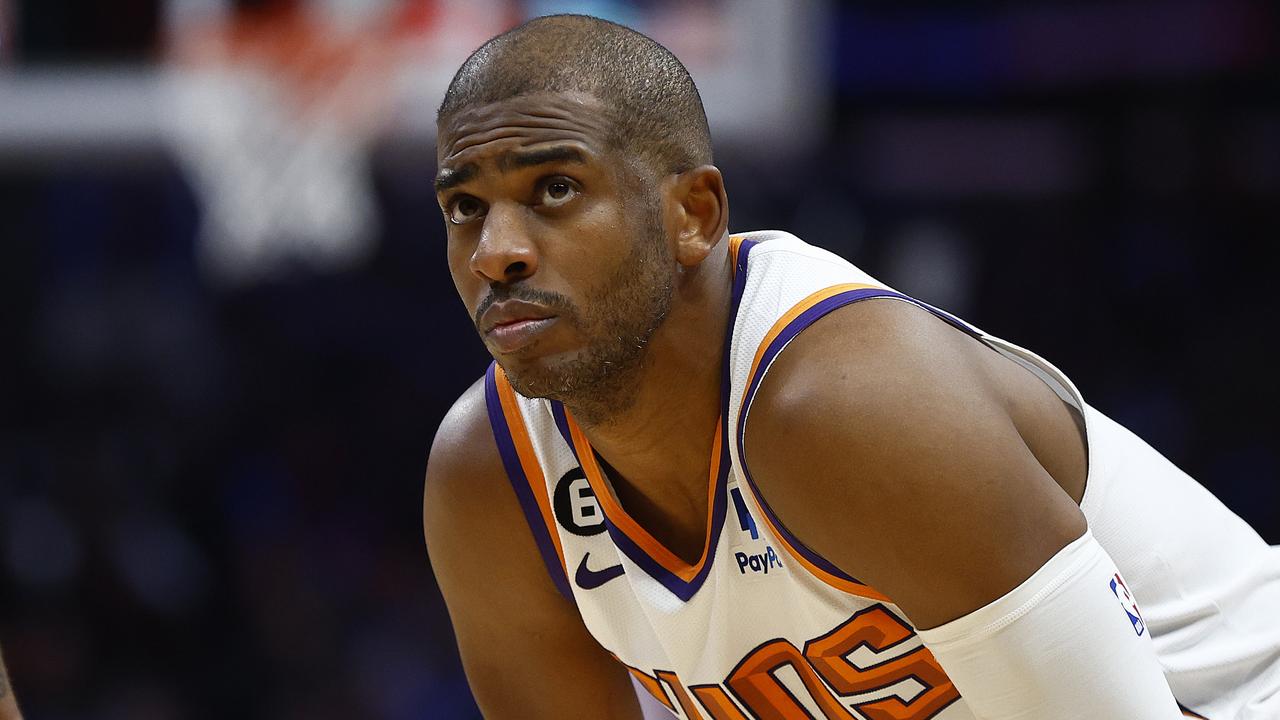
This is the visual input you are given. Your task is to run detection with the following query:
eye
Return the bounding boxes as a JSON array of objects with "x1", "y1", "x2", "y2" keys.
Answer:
[
  {"x1": 447, "y1": 195, "x2": 486, "y2": 225},
  {"x1": 539, "y1": 179, "x2": 578, "y2": 208}
]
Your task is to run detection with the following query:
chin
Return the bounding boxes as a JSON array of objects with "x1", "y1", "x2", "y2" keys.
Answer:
[
  {"x1": 502, "y1": 369, "x2": 571, "y2": 402},
  {"x1": 502, "y1": 351, "x2": 615, "y2": 400},
  {"x1": 496, "y1": 351, "x2": 579, "y2": 401}
]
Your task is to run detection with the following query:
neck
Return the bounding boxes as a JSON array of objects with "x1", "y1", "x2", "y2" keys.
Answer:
[{"x1": 566, "y1": 238, "x2": 734, "y2": 491}]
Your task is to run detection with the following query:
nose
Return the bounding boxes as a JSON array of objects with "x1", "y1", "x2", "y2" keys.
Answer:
[{"x1": 469, "y1": 201, "x2": 537, "y2": 284}]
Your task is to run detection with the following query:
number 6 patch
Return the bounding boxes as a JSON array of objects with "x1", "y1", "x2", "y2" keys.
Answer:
[{"x1": 553, "y1": 467, "x2": 606, "y2": 536}]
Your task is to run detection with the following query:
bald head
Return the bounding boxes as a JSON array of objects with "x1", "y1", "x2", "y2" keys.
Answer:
[{"x1": 438, "y1": 14, "x2": 713, "y2": 176}]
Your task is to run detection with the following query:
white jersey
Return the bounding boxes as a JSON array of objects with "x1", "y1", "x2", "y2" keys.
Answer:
[{"x1": 483, "y1": 230, "x2": 1280, "y2": 720}]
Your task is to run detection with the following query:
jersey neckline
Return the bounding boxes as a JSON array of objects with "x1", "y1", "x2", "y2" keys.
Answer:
[{"x1": 548, "y1": 235, "x2": 758, "y2": 602}]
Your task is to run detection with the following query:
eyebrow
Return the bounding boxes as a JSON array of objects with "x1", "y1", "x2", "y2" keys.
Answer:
[
  {"x1": 434, "y1": 164, "x2": 476, "y2": 193},
  {"x1": 435, "y1": 146, "x2": 589, "y2": 194},
  {"x1": 503, "y1": 145, "x2": 588, "y2": 170}
]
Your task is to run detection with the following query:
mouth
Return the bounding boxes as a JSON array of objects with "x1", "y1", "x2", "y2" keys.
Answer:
[
  {"x1": 486, "y1": 316, "x2": 559, "y2": 354},
  {"x1": 478, "y1": 297, "x2": 563, "y2": 354}
]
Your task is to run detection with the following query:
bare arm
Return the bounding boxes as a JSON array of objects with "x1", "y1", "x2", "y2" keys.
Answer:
[
  {"x1": 745, "y1": 298, "x2": 1086, "y2": 628},
  {"x1": 424, "y1": 379, "x2": 642, "y2": 719},
  {"x1": 745, "y1": 299, "x2": 1187, "y2": 717},
  {"x1": 0, "y1": 646, "x2": 21, "y2": 720}
]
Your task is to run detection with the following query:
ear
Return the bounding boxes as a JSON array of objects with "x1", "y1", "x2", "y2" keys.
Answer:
[{"x1": 662, "y1": 165, "x2": 729, "y2": 267}]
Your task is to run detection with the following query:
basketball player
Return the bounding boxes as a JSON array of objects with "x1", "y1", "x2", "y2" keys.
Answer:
[{"x1": 424, "y1": 15, "x2": 1280, "y2": 720}]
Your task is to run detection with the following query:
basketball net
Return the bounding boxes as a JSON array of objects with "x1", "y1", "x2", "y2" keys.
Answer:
[{"x1": 163, "y1": 0, "x2": 426, "y2": 285}]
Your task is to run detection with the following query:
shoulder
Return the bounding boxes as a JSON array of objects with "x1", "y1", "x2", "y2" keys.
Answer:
[
  {"x1": 423, "y1": 374, "x2": 507, "y2": 542},
  {"x1": 744, "y1": 297, "x2": 1007, "y2": 493},
  {"x1": 422, "y1": 377, "x2": 641, "y2": 718},
  {"x1": 423, "y1": 371, "x2": 569, "y2": 596},
  {"x1": 744, "y1": 298, "x2": 1084, "y2": 627},
  {"x1": 747, "y1": 297, "x2": 997, "y2": 441},
  {"x1": 427, "y1": 375, "x2": 496, "y2": 480}
]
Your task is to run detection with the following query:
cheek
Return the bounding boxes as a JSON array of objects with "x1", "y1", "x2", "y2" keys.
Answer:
[
  {"x1": 550, "y1": 202, "x2": 634, "y2": 268},
  {"x1": 446, "y1": 239, "x2": 469, "y2": 279},
  {"x1": 446, "y1": 239, "x2": 481, "y2": 307}
]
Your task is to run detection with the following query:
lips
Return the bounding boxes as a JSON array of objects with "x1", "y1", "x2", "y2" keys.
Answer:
[{"x1": 479, "y1": 299, "x2": 559, "y2": 353}]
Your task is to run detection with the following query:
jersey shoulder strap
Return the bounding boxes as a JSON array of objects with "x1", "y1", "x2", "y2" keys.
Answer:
[{"x1": 482, "y1": 363, "x2": 574, "y2": 600}]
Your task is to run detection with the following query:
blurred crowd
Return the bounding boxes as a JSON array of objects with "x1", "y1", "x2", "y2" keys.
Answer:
[{"x1": 1, "y1": 1, "x2": 1277, "y2": 718}]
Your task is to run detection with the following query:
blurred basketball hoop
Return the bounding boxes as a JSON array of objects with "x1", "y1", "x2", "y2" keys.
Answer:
[
  {"x1": 162, "y1": 0, "x2": 443, "y2": 285},
  {"x1": 157, "y1": 0, "x2": 826, "y2": 285}
]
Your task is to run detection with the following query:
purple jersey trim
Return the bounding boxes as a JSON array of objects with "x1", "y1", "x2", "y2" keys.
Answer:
[
  {"x1": 735, "y1": 288, "x2": 982, "y2": 588},
  {"x1": 599, "y1": 440, "x2": 730, "y2": 602},
  {"x1": 483, "y1": 363, "x2": 574, "y2": 601},
  {"x1": 727, "y1": 238, "x2": 759, "y2": 399},
  {"x1": 549, "y1": 400, "x2": 575, "y2": 457}
]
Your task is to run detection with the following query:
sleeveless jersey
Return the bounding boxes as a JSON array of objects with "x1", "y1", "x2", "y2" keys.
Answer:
[{"x1": 483, "y1": 230, "x2": 1280, "y2": 720}]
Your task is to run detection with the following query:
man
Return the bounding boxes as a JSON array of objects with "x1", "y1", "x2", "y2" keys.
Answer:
[{"x1": 424, "y1": 15, "x2": 1280, "y2": 720}]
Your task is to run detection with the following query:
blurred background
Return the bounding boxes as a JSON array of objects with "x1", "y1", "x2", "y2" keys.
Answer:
[{"x1": 1, "y1": 0, "x2": 1277, "y2": 717}]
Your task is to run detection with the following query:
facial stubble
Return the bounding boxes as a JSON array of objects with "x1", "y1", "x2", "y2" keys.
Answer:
[{"x1": 501, "y1": 210, "x2": 674, "y2": 425}]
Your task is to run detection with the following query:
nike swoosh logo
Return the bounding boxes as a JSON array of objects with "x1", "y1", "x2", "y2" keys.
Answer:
[{"x1": 574, "y1": 552, "x2": 625, "y2": 590}]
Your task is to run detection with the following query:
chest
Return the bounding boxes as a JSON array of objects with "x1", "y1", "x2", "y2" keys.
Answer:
[{"x1": 558, "y1": 472, "x2": 971, "y2": 720}]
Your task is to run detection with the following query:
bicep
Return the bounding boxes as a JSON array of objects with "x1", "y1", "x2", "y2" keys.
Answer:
[
  {"x1": 424, "y1": 389, "x2": 642, "y2": 719},
  {"x1": 746, "y1": 300, "x2": 1086, "y2": 629}
]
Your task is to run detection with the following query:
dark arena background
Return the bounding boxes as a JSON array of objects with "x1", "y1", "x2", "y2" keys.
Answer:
[{"x1": 1, "y1": 1, "x2": 1277, "y2": 718}]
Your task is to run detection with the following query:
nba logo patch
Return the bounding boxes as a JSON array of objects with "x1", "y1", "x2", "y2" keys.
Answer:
[{"x1": 1110, "y1": 572, "x2": 1146, "y2": 636}]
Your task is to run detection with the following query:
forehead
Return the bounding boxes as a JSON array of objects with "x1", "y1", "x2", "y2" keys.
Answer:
[{"x1": 436, "y1": 91, "x2": 613, "y2": 171}]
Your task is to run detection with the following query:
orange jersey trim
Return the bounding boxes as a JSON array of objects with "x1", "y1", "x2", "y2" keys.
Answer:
[
  {"x1": 493, "y1": 366, "x2": 569, "y2": 576},
  {"x1": 741, "y1": 282, "x2": 880, "y2": 391},
  {"x1": 565, "y1": 413, "x2": 724, "y2": 583}
]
